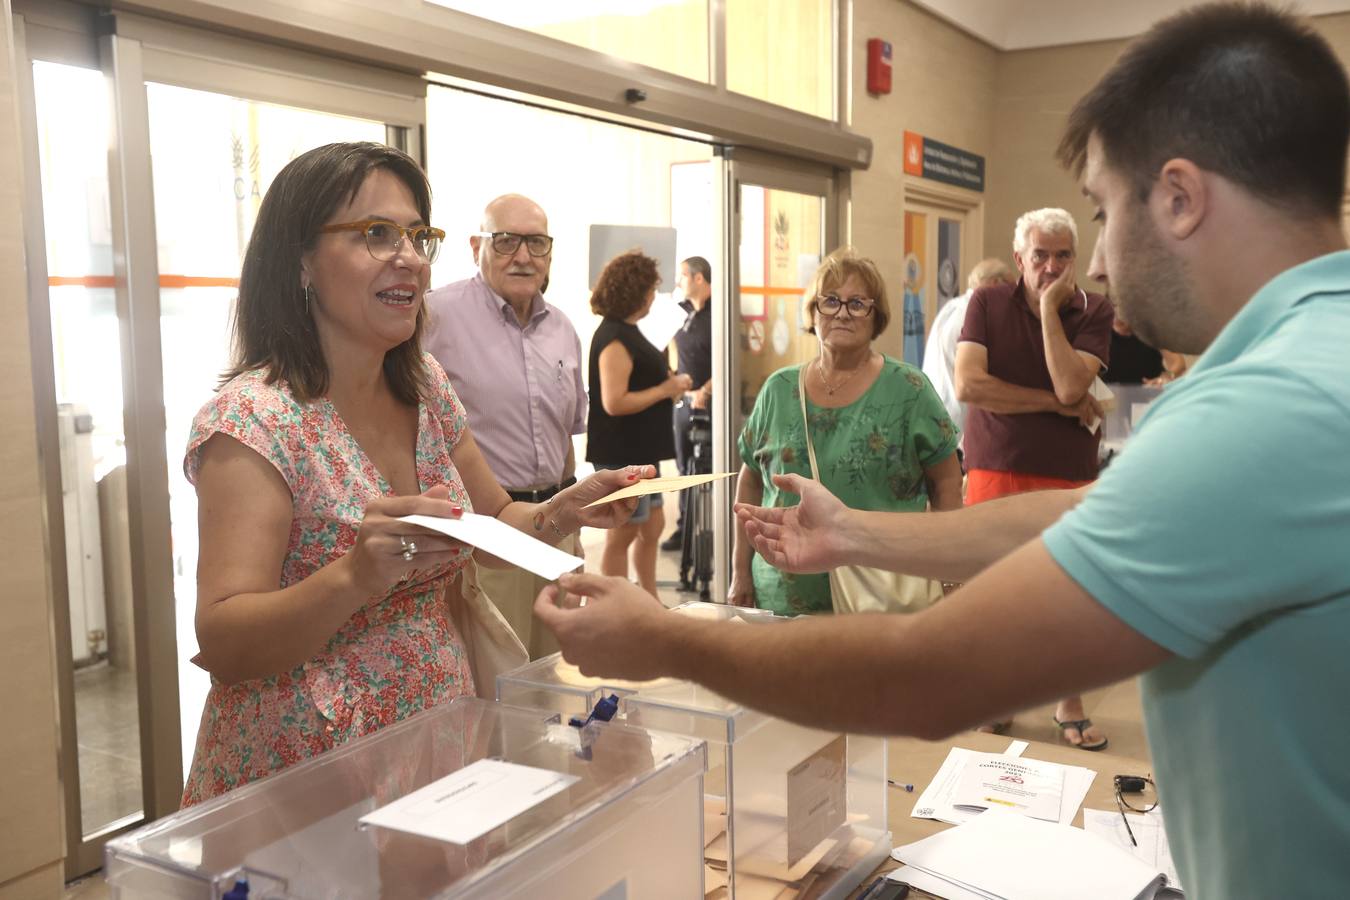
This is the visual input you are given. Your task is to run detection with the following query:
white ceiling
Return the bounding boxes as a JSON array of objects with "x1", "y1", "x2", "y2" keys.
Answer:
[{"x1": 911, "y1": 0, "x2": 1350, "y2": 50}]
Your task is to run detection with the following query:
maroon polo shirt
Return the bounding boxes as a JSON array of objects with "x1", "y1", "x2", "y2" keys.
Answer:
[{"x1": 958, "y1": 279, "x2": 1114, "y2": 481}]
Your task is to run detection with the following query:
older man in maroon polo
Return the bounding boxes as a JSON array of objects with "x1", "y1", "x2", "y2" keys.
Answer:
[
  {"x1": 955, "y1": 206, "x2": 1114, "y2": 749},
  {"x1": 423, "y1": 194, "x2": 587, "y2": 659}
]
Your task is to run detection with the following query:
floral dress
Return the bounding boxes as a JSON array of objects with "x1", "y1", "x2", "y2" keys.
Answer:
[
  {"x1": 737, "y1": 356, "x2": 958, "y2": 616},
  {"x1": 181, "y1": 354, "x2": 475, "y2": 805}
]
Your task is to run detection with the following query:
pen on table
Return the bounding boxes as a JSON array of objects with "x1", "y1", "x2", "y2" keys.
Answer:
[
  {"x1": 888, "y1": 778, "x2": 914, "y2": 792},
  {"x1": 1121, "y1": 811, "x2": 1139, "y2": 847}
]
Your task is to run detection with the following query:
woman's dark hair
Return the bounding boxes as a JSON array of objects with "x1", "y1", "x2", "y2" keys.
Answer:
[
  {"x1": 223, "y1": 141, "x2": 434, "y2": 404},
  {"x1": 1058, "y1": 2, "x2": 1349, "y2": 218},
  {"x1": 590, "y1": 250, "x2": 661, "y2": 319}
]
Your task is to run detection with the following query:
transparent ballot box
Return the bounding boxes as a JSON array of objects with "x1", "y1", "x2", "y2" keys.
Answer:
[
  {"x1": 104, "y1": 698, "x2": 706, "y2": 899},
  {"x1": 497, "y1": 602, "x2": 890, "y2": 899}
]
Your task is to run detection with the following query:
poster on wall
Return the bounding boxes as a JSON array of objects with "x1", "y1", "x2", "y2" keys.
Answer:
[
  {"x1": 937, "y1": 218, "x2": 961, "y2": 311},
  {"x1": 902, "y1": 211, "x2": 927, "y2": 366}
]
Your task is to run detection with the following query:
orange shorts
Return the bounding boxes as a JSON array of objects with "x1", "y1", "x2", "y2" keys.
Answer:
[{"x1": 965, "y1": 468, "x2": 1092, "y2": 506}]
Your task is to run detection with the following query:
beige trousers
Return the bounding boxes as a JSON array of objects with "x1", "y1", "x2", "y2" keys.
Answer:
[{"x1": 474, "y1": 532, "x2": 582, "y2": 660}]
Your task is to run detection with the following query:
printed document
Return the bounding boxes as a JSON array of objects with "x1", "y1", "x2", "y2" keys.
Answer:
[
  {"x1": 1083, "y1": 808, "x2": 1183, "y2": 893},
  {"x1": 952, "y1": 754, "x2": 1065, "y2": 822},
  {"x1": 359, "y1": 759, "x2": 577, "y2": 845},
  {"x1": 912, "y1": 746, "x2": 1095, "y2": 827}
]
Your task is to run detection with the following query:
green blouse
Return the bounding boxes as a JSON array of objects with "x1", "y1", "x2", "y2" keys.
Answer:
[{"x1": 737, "y1": 356, "x2": 958, "y2": 616}]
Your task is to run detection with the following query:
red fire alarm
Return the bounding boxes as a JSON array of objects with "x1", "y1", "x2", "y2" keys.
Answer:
[{"x1": 867, "y1": 38, "x2": 892, "y2": 95}]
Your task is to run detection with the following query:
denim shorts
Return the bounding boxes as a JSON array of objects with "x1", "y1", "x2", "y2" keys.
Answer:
[{"x1": 593, "y1": 462, "x2": 663, "y2": 524}]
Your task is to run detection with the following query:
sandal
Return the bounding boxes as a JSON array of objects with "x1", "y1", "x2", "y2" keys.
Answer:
[{"x1": 1053, "y1": 716, "x2": 1109, "y2": 751}]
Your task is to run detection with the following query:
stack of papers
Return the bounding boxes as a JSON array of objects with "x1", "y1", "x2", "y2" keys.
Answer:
[
  {"x1": 1083, "y1": 808, "x2": 1184, "y2": 893},
  {"x1": 890, "y1": 807, "x2": 1173, "y2": 900},
  {"x1": 912, "y1": 745, "x2": 1095, "y2": 827}
]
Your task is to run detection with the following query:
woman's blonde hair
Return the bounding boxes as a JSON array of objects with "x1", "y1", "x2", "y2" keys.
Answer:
[{"x1": 803, "y1": 247, "x2": 891, "y2": 338}]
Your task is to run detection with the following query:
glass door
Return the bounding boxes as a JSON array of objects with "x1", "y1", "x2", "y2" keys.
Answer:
[
  {"x1": 29, "y1": 58, "x2": 147, "y2": 867},
  {"x1": 902, "y1": 202, "x2": 967, "y2": 367},
  {"x1": 717, "y1": 152, "x2": 837, "y2": 599},
  {"x1": 22, "y1": 16, "x2": 425, "y2": 877}
]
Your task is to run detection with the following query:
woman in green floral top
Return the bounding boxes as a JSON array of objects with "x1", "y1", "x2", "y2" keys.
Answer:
[{"x1": 731, "y1": 249, "x2": 963, "y2": 615}]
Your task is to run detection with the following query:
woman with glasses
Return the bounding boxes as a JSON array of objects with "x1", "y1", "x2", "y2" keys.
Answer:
[
  {"x1": 586, "y1": 250, "x2": 693, "y2": 598},
  {"x1": 181, "y1": 143, "x2": 647, "y2": 804},
  {"x1": 730, "y1": 248, "x2": 963, "y2": 615}
]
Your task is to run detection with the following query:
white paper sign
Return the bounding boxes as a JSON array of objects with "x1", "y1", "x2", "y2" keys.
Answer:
[
  {"x1": 359, "y1": 759, "x2": 578, "y2": 845},
  {"x1": 398, "y1": 513, "x2": 584, "y2": 580}
]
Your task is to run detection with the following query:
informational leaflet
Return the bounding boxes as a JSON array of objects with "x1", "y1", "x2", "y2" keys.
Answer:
[
  {"x1": 358, "y1": 759, "x2": 578, "y2": 845},
  {"x1": 912, "y1": 745, "x2": 1096, "y2": 828},
  {"x1": 951, "y1": 753, "x2": 1065, "y2": 822}
]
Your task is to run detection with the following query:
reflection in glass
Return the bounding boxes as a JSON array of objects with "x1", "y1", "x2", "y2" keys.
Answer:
[
  {"x1": 726, "y1": 0, "x2": 834, "y2": 119},
  {"x1": 33, "y1": 60, "x2": 144, "y2": 837},
  {"x1": 735, "y1": 184, "x2": 823, "y2": 435},
  {"x1": 142, "y1": 82, "x2": 386, "y2": 779}
]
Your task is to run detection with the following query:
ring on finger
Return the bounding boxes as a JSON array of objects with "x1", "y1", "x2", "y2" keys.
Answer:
[
  {"x1": 399, "y1": 536, "x2": 419, "y2": 562},
  {"x1": 578, "y1": 596, "x2": 588, "y2": 608}
]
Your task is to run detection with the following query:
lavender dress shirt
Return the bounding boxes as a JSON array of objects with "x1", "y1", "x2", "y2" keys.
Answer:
[{"x1": 423, "y1": 273, "x2": 587, "y2": 489}]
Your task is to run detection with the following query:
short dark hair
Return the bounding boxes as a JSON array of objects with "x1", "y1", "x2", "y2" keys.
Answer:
[
  {"x1": 683, "y1": 256, "x2": 711, "y2": 283},
  {"x1": 223, "y1": 142, "x2": 434, "y2": 405},
  {"x1": 1058, "y1": 2, "x2": 1349, "y2": 218},
  {"x1": 590, "y1": 250, "x2": 661, "y2": 319}
]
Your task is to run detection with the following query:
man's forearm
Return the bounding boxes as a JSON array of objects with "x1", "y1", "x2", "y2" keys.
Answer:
[
  {"x1": 837, "y1": 486, "x2": 1087, "y2": 581},
  {"x1": 957, "y1": 369, "x2": 1062, "y2": 414},
  {"x1": 1041, "y1": 312, "x2": 1094, "y2": 404}
]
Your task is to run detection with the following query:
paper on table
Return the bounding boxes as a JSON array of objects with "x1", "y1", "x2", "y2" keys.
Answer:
[
  {"x1": 582, "y1": 472, "x2": 736, "y2": 508},
  {"x1": 911, "y1": 746, "x2": 1095, "y2": 827},
  {"x1": 888, "y1": 864, "x2": 996, "y2": 900},
  {"x1": 359, "y1": 758, "x2": 577, "y2": 845},
  {"x1": 398, "y1": 513, "x2": 583, "y2": 580},
  {"x1": 951, "y1": 754, "x2": 1065, "y2": 823},
  {"x1": 1083, "y1": 808, "x2": 1183, "y2": 893},
  {"x1": 894, "y1": 807, "x2": 1167, "y2": 900}
]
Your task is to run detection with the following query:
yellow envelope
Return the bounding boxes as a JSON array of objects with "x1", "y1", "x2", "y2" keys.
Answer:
[{"x1": 583, "y1": 472, "x2": 736, "y2": 508}]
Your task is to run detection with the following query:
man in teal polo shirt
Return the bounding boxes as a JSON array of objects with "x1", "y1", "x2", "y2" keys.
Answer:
[{"x1": 536, "y1": 4, "x2": 1350, "y2": 897}]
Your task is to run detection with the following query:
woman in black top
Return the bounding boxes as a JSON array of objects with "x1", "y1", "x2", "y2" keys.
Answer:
[{"x1": 586, "y1": 251, "x2": 691, "y2": 597}]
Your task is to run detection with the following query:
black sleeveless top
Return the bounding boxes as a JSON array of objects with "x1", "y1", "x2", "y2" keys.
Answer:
[{"x1": 586, "y1": 318, "x2": 676, "y2": 466}]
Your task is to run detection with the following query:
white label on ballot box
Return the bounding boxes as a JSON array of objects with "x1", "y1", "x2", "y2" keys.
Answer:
[{"x1": 359, "y1": 759, "x2": 578, "y2": 845}]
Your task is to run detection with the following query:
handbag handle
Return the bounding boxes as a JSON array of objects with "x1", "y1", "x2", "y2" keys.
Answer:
[{"x1": 797, "y1": 365, "x2": 822, "y2": 482}]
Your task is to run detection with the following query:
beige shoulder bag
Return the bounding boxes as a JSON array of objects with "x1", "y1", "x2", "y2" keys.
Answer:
[
  {"x1": 447, "y1": 561, "x2": 529, "y2": 698},
  {"x1": 797, "y1": 365, "x2": 943, "y2": 615}
]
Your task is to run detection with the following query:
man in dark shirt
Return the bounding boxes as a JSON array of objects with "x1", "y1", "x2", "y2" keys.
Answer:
[
  {"x1": 955, "y1": 207, "x2": 1115, "y2": 749},
  {"x1": 662, "y1": 256, "x2": 713, "y2": 551}
]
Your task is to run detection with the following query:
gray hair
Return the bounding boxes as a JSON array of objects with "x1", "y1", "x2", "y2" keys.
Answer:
[
  {"x1": 967, "y1": 258, "x2": 1014, "y2": 290},
  {"x1": 1012, "y1": 208, "x2": 1078, "y2": 255}
]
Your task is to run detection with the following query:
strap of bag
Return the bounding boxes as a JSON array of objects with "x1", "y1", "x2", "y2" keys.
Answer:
[{"x1": 798, "y1": 364, "x2": 822, "y2": 482}]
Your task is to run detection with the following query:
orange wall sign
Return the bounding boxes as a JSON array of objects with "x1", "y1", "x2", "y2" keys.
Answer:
[{"x1": 903, "y1": 131, "x2": 925, "y2": 177}]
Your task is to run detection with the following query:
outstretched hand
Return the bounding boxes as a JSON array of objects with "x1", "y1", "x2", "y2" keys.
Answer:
[
  {"x1": 565, "y1": 464, "x2": 657, "y2": 529},
  {"x1": 534, "y1": 572, "x2": 671, "y2": 680},
  {"x1": 733, "y1": 474, "x2": 849, "y2": 574}
]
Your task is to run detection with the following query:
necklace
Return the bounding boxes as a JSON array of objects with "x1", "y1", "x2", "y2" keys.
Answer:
[{"x1": 816, "y1": 352, "x2": 872, "y2": 395}]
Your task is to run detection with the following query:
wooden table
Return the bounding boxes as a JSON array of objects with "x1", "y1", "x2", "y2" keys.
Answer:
[{"x1": 849, "y1": 732, "x2": 1153, "y2": 898}]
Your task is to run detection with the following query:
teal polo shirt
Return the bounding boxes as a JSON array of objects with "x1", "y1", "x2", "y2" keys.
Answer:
[{"x1": 1043, "y1": 251, "x2": 1350, "y2": 900}]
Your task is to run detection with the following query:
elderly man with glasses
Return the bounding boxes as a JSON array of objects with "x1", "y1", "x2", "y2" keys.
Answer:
[{"x1": 423, "y1": 194, "x2": 586, "y2": 659}]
